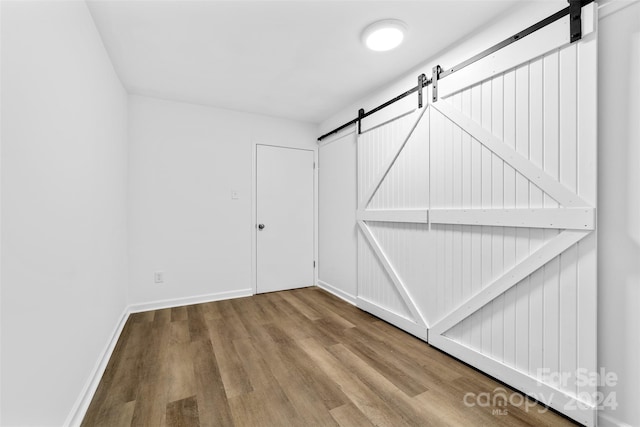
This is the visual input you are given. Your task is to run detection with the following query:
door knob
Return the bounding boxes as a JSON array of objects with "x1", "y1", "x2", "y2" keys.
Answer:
[{"x1": 258, "y1": 224, "x2": 265, "y2": 230}]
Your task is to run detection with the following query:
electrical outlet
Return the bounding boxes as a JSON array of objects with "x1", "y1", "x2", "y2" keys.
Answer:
[{"x1": 154, "y1": 271, "x2": 164, "y2": 284}]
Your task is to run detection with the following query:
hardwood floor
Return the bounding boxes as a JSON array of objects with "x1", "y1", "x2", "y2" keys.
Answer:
[{"x1": 82, "y1": 287, "x2": 577, "y2": 426}]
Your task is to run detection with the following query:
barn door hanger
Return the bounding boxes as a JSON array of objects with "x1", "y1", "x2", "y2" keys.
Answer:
[
  {"x1": 568, "y1": 0, "x2": 582, "y2": 42},
  {"x1": 358, "y1": 108, "x2": 365, "y2": 134},
  {"x1": 432, "y1": 65, "x2": 442, "y2": 103},
  {"x1": 418, "y1": 73, "x2": 427, "y2": 108}
]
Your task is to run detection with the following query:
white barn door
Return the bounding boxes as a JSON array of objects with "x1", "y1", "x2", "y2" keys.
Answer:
[
  {"x1": 355, "y1": 4, "x2": 597, "y2": 426},
  {"x1": 356, "y1": 107, "x2": 431, "y2": 340}
]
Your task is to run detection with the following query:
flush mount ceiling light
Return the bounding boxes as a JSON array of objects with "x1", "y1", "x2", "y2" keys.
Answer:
[{"x1": 362, "y1": 19, "x2": 407, "y2": 52}]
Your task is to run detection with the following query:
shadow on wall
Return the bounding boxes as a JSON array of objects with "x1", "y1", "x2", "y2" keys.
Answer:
[{"x1": 597, "y1": 14, "x2": 640, "y2": 427}]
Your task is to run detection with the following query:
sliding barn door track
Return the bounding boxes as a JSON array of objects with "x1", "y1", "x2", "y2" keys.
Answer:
[{"x1": 317, "y1": 0, "x2": 592, "y2": 142}]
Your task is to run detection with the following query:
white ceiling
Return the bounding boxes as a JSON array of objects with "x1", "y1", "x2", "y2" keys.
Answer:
[{"x1": 87, "y1": 0, "x2": 526, "y2": 124}]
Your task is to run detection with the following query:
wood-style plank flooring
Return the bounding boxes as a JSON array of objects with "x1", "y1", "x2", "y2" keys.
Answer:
[{"x1": 82, "y1": 287, "x2": 577, "y2": 426}]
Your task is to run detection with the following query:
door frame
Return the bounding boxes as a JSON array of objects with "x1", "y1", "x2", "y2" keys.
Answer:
[{"x1": 251, "y1": 141, "x2": 318, "y2": 295}]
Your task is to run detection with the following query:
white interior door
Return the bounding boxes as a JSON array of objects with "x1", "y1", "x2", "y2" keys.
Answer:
[{"x1": 256, "y1": 144, "x2": 314, "y2": 293}]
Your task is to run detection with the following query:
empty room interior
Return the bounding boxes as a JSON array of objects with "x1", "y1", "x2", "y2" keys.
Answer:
[{"x1": 1, "y1": 0, "x2": 639, "y2": 426}]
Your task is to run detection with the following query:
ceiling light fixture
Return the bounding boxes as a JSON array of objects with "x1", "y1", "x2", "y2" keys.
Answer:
[{"x1": 362, "y1": 19, "x2": 407, "y2": 52}]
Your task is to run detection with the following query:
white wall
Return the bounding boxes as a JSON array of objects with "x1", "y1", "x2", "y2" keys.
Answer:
[
  {"x1": 0, "y1": 1, "x2": 129, "y2": 426},
  {"x1": 597, "y1": 2, "x2": 640, "y2": 426},
  {"x1": 128, "y1": 95, "x2": 316, "y2": 307},
  {"x1": 318, "y1": 2, "x2": 640, "y2": 426},
  {"x1": 318, "y1": 131, "x2": 358, "y2": 302}
]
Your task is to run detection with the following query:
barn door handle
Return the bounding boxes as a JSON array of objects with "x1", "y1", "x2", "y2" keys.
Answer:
[{"x1": 258, "y1": 224, "x2": 265, "y2": 230}]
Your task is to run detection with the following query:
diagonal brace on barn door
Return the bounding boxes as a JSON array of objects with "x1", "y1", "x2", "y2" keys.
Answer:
[
  {"x1": 357, "y1": 220, "x2": 428, "y2": 327},
  {"x1": 358, "y1": 106, "x2": 429, "y2": 211},
  {"x1": 430, "y1": 229, "x2": 590, "y2": 336},
  {"x1": 431, "y1": 101, "x2": 591, "y2": 208}
]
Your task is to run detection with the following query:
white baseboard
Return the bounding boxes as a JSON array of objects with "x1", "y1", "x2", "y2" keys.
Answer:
[
  {"x1": 317, "y1": 280, "x2": 356, "y2": 305},
  {"x1": 65, "y1": 288, "x2": 253, "y2": 426},
  {"x1": 357, "y1": 297, "x2": 428, "y2": 341},
  {"x1": 128, "y1": 288, "x2": 253, "y2": 313},
  {"x1": 64, "y1": 307, "x2": 130, "y2": 427},
  {"x1": 599, "y1": 412, "x2": 634, "y2": 427}
]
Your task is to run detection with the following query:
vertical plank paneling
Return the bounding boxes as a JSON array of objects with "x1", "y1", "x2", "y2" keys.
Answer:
[
  {"x1": 558, "y1": 43, "x2": 578, "y2": 397},
  {"x1": 543, "y1": 51, "x2": 560, "y2": 210},
  {"x1": 433, "y1": 110, "x2": 442, "y2": 209},
  {"x1": 435, "y1": 225, "x2": 445, "y2": 320},
  {"x1": 471, "y1": 85, "x2": 483, "y2": 211},
  {"x1": 460, "y1": 88, "x2": 473, "y2": 344},
  {"x1": 514, "y1": 63, "x2": 530, "y2": 373},
  {"x1": 480, "y1": 80, "x2": 493, "y2": 355},
  {"x1": 451, "y1": 94, "x2": 464, "y2": 312},
  {"x1": 444, "y1": 111, "x2": 454, "y2": 314},
  {"x1": 491, "y1": 74, "x2": 505, "y2": 361},
  {"x1": 431, "y1": 111, "x2": 440, "y2": 316},
  {"x1": 502, "y1": 68, "x2": 517, "y2": 368},
  {"x1": 560, "y1": 44, "x2": 578, "y2": 196},
  {"x1": 446, "y1": 103, "x2": 455, "y2": 209},
  {"x1": 469, "y1": 84, "x2": 483, "y2": 351},
  {"x1": 452, "y1": 93, "x2": 463, "y2": 210},
  {"x1": 542, "y1": 51, "x2": 560, "y2": 377},
  {"x1": 445, "y1": 223, "x2": 453, "y2": 314},
  {"x1": 528, "y1": 58, "x2": 544, "y2": 375},
  {"x1": 559, "y1": 244, "x2": 578, "y2": 397}
]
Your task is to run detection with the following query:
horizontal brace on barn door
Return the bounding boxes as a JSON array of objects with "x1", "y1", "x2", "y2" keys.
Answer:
[
  {"x1": 357, "y1": 209, "x2": 429, "y2": 223},
  {"x1": 317, "y1": 0, "x2": 594, "y2": 142},
  {"x1": 429, "y1": 208, "x2": 595, "y2": 230}
]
